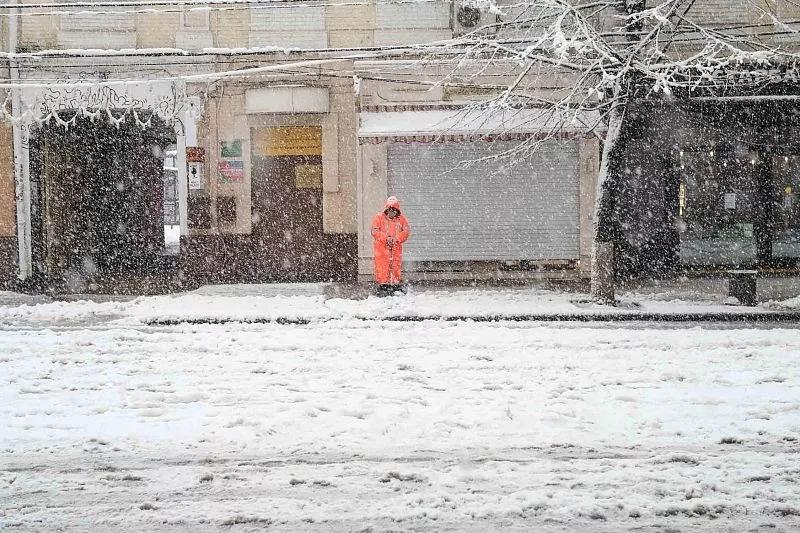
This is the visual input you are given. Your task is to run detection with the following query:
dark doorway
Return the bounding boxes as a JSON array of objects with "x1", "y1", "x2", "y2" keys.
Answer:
[
  {"x1": 29, "y1": 116, "x2": 176, "y2": 290},
  {"x1": 251, "y1": 126, "x2": 326, "y2": 280}
]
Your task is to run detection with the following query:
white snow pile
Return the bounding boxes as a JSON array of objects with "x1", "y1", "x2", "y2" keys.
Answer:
[
  {"x1": 771, "y1": 294, "x2": 800, "y2": 311},
  {"x1": 0, "y1": 284, "x2": 794, "y2": 326}
]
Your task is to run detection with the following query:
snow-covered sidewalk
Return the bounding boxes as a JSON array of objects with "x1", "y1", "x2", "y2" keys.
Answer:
[
  {"x1": 1, "y1": 294, "x2": 800, "y2": 530},
  {"x1": 1, "y1": 283, "x2": 800, "y2": 327}
]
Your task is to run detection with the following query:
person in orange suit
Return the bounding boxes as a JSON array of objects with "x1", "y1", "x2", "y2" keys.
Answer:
[{"x1": 371, "y1": 196, "x2": 410, "y2": 296}]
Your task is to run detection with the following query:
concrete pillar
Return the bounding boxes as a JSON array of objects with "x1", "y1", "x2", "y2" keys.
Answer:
[
  {"x1": 12, "y1": 117, "x2": 31, "y2": 281},
  {"x1": 357, "y1": 142, "x2": 388, "y2": 279},
  {"x1": 578, "y1": 136, "x2": 600, "y2": 276},
  {"x1": 9, "y1": 0, "x2": 32, "y2": 280}
]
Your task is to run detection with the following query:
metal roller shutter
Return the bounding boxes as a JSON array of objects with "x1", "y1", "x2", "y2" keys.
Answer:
[{"x1": 387, "y1": 140, "x2": 580, "y2": 261}]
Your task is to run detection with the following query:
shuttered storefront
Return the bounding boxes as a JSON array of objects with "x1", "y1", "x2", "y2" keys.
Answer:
[{"x1": 387, "y1": 140, "x2": 580, "y2": 262}]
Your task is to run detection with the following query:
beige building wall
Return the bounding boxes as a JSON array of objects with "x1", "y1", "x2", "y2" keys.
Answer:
[
  {"x1": 0, "y1": 122, "x2": 15, "y2": 238},
  {"x1": 778, "y1": 0, "x2": 800, "y2": 16},
  {"x1": 194, "y1": 89, "x2": 253, "y2": 235},
  {"x1": 0, "y1": 14, "x2": 7, "y2": 52},
  {"x1": 326, "y1": 3, "x2": 376, "y2": 48},
  {"x1": 16, "y1": 0, "x2": 422, "y2": 51},
  {"x1": 13, "y1": 0, "x2": 449, "y2": 52},
  {"x1": 13, "y1": 2, "x2": 800, "y2": 53},
  {"x1": 136, "y1": 12, "x2": 179, "y2": 49},
  {"x1": 18, "y1": 5, "x2": 216, "y2": 50},
  {"x1": 20, "y1": 10, "x2": 57, "y2": 50},
  {"x1": 193, "y1": 74, "x2": 358, "y2": 237},
  {"x1": 323, "y1": 84, "x2": 358, "y2": 234},
  {"x1": 213, "y1": 9, "x2": 250, "y2": 49}
]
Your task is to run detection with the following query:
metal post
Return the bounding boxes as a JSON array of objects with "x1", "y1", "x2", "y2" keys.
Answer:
[
  {"x1": 175, "y1": 121, "x2": 189, "y2": 237},
  {"x1": 9, "y1": 0, "x2": 32, "y2": 280}
]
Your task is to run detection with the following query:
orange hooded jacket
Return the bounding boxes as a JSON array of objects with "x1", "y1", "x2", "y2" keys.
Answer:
[{"x1": 371, "y1": 196, "x2": 410, "y2": 285}]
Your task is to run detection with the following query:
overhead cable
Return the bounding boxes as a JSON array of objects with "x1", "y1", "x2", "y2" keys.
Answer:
[{"x1": 0, "y1": 0, "x2": 442, "y2": 18}]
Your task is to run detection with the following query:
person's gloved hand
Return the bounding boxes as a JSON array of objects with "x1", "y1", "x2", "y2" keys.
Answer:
[{"x1": 387, "y1": 237, "x2": 395, "y2": 247}]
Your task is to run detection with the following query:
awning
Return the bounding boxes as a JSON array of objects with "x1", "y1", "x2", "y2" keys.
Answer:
[
  {"x1": 358, "y1": 108, "x2": 601, "y2": 143},
  {"x1": 1, "y1": 78, "x2": 188, "y2": 128}
]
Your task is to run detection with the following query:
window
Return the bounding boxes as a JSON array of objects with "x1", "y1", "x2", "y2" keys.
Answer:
[
  {"x1": 677, "y1": 149, "x2": 758, "y2": 266},
  {"x1": 249, "y1": 7, "x2": 326, "y2": 48},
  {"x1": 58, "y1": 2, "x2": 135, "y2": 49},
  {"x1": 181, "y1": 6, "x2": 210, "y2": 31},
  {"x1": 771, "y1": 155, "x2": 800, "y2": 259}
]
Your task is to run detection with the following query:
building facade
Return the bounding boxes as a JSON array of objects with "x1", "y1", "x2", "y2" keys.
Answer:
[
  {"x1": 2, "y1": 1, "x2": 800, "y2": 291},
  {"x1": 611, "y1": 1, "x2": 800, "y2": 279},
  {"x1": 615, "y1": 98, "x2": 800, "y2": 279},
  {"x1": 0, "y1": 0, "x2": 605, "y2": 291}
]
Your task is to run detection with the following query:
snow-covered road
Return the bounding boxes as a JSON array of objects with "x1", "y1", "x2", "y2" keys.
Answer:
[{"x1": 2, "y1": 315, "x2": 800, "y2": 531}]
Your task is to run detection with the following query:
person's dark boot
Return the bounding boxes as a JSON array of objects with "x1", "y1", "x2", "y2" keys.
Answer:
[
  {"x1": 390, "y1": 284, "x2": 407, "y2": 295},
  {"x1": 375, "y1": 284, "x2": 392, "y2": 297}
]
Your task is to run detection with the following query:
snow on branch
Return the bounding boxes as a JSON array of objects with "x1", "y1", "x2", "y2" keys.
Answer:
[{"x1": 401, "y1": 0, "x2": 800, "y2": 144}]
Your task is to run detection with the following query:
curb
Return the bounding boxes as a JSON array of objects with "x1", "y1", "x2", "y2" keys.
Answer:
[{"x1": 145, "y1": 312, "x2": 800, "y2": 326}]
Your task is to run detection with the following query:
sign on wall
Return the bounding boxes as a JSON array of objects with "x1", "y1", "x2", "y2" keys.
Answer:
[
  {"x1": 295, "y1": 164, "x2": 323, "y2": 189},
  {"x1": 252, "y1": 127, "x2": 322, "y2": 157},
  {"x1": 187, "y1": 147, "x2": 205, "y2": 162},
  {"x1": 218, "y1": 160, "x2": 244, "y2": 182},
  {"x1": 188, "y1": 163, "x2": 204, "y2": 190},
  {"x1": 219, "y1": 140, "x2": 244, "y2": 183},
  {"x1": 220, "y1": 140, "x2": 243, "y2": 158},
  {"x1": 187, "y1": 147, "x2": 205, "y2": 190}
]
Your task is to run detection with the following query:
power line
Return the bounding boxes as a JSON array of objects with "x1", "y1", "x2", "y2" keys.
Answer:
[
  {"x1": 0, "y1": 47, "x2": 478, "y2": 86},
  {"x1": 1, "y1": 0, "x2": 400, "y2": 9},
  {"x1": 6, "y1": 21, "x2": 799, "y2": 62},
  {"x1": 0, "y1": 0, "x2": 443, "y2": 18},
  {"x1": 4, "y1": 40, "x2": 799, "y2": 75},
  {"x1": 0, "y1": 57, "x2": 526, "y2": 83},
  {"x1": 0, "y1": 41, "x2": 457, "y2": 63},
  {"x1": 2, "y1": 3, "x2": 799, "y2": 71},
  {"x1": 0, "y1": 0, "x2": 619, "y2": 19}
]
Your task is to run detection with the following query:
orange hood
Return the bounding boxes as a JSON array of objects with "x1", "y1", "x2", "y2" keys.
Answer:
[{"x1": 384, "y1": 196, "x2": 401, "y2": 211}]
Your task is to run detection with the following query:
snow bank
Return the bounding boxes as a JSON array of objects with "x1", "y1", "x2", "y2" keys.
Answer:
[{"x1": 0, "y1": 284, "x2": 793, "y2": 327}]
